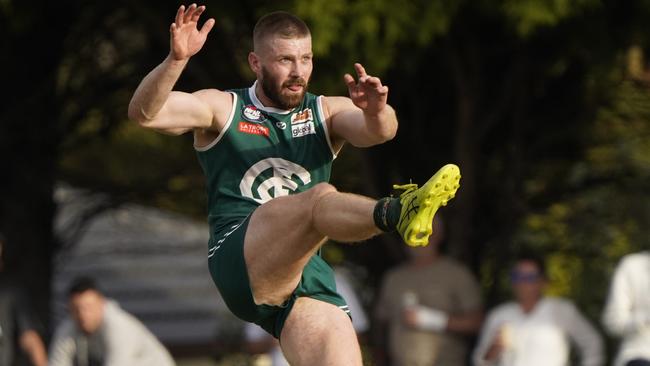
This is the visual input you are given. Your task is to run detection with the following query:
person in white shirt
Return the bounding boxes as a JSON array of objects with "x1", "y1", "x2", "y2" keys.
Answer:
[
  {"x1": 473, "y1": 253, "x2": 603, "y2": 366},
  {"x1": 49, "y1": 277, "x2": 175, "y2": 366},
  {"x1": 602, "y1": 251, "x2": 650, "y2": 366}
]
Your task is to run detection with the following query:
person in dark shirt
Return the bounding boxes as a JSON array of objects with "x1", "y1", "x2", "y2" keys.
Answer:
[{"x1": 0, "y1": 233, "x2": 47, "y2": 366}]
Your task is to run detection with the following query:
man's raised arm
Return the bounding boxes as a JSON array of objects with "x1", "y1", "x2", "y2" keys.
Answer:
[
  {"x1": 324, "y1": 63, "x2": 398, "y2": 149},
  {"x1": 128, "y1": 4, "x2": 226, "y2": 135}
]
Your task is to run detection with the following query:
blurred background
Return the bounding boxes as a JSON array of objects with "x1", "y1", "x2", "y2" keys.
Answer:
[{"x1": 2, "y1": 0, "x2": 650, "y2": 364}]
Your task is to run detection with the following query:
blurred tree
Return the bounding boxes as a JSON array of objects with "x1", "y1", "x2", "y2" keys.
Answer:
[
  {"x1": 1, "y1": 0, "x2": 81, "y2": 330},
  {"x1": 510, "y1": 77, "x2": 650, "y2": 315}
]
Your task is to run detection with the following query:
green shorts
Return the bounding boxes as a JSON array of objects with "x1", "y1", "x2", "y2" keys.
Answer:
[{"x1": 207, "y1": 214, "x2": 349, "y2": 338}]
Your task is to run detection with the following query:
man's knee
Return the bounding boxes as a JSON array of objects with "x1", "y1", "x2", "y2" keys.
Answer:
[
  {"x1": 307, "y1": 183, "x2": 337, "y2": 231},
  {"x1": 308, "y1": 183, "x2": 337, "y2": 212},
  {"x1": 308, "y1": 183, "x2": 337, "y2": 204}
]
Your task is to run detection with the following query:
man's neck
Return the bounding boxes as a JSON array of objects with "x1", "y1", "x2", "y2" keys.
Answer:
[{"x1": 519, "y1": 297, "x2": 542, "y2": 313}]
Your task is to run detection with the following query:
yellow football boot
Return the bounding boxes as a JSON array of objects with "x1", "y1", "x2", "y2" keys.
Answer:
[{"x1": 395, "y1": 164, "x2": 461, "y2": 246}]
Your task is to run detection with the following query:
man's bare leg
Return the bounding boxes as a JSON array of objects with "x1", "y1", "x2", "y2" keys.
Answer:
[
  {"x1": 244, "y1": 165, "x2": 460, "y2": 365},
  {"x1": 244, "y1": 183, "x2": 380, "y2": 305},
  {"x1": 280, "y1": 297, "x2": 362, "y2": 366}
]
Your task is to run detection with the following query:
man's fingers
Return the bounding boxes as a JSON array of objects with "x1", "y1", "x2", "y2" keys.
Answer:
[
  {"x1": 358, "y1": 75, "x2": 388, "y2": 95},
  {"x1": 354, "y1": 63, "x2": 367, "y2": 78},
  {"x1": 343, "y1": 73, "x2": 356, "y2": 89},
  {"x1": 366, "y1": 76, "x2": 382, "y2": 88},
  {"x1": 174, "y1": 4, "x2": 208, "y2": 30},
  {"x1": 175, "y1": 5, "x2": 185, "y2": 27},
  {"x1": 357, "y1": 75, "x2": 380, "y2": 86},
  {"x1": 192, "y1": 5, "x2": 206, "y2": 23},
  {"x1": 200, "y1": 18, "x2": 216, "y2": 35},
  {"x1": 373, "y1": 85, "x2": 389, "y2": 98},
  {"x1": 183, "y1": 3, "x2": 198, "y2": 23}
]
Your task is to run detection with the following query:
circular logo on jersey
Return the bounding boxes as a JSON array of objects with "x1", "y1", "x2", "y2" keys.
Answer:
[
  {"x1": 276, "y1": 121, "x2": 287, "y2": 130},
  {"x1": 243, "y1": 105, "x2": 266, "y2": 122},
  {"x1": 240, "y1": 158, "x2": 312, "y2": 204}
]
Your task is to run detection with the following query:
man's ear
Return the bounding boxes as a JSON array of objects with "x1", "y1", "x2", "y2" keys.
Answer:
[{"x1": 248, "y1": 52, "x2": 261, "y2": 73}]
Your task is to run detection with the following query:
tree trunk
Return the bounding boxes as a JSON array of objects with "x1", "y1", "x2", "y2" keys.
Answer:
[
  {"x1": 0, "y1": 97, "x2": 59, "y2": 336},
  {"x1": 445, "y1": 39, "x2": 480, "y2": 264},
  {"x1": 0, "y1": 0, "x2": 70, "y2": 335}
]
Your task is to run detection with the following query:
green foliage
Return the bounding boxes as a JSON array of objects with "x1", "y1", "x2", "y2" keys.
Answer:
[
  {"x1": 294, "y1": 0, "x2": 462, "y2": 85},
  {"x1": 501, "y1": 0, "x2": 601, "y2": 36},
  {"x1": 588, "y1": 81, "x2": 650, "y2": 175},
  {"x1": 508, "y1": 79, "x2": 650, "y2": 318}
]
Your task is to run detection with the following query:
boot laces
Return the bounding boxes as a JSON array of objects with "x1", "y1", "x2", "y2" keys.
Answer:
[{"x1": 393, "y1": 183, "x2": 419, "y2": 198}]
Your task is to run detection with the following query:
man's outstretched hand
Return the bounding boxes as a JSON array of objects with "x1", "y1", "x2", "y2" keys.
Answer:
[
  {"x1": 343, "y1": 63, "x2": 389, "y2": 116},
  {"x1": 170, "y1": 4, "x2": 215, "y2": 61}
]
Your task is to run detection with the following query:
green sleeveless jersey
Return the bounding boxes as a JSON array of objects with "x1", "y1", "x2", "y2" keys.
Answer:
[{"x1": 195, "y1": 82, "x2": 336, "y2": 236}]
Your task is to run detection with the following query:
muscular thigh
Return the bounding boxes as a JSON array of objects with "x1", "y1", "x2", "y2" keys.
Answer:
[{"x1": 244, "y1": 183, "x2": 335, "y2": 304}]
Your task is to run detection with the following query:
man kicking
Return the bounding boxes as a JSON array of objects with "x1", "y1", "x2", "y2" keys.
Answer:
[{"x1": 128, "y1": 4, "x2": 460, "y2": 365}]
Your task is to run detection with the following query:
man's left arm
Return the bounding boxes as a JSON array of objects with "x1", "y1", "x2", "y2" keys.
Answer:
[
  {"x1": 13, "y1": 290, "x2": 47, "y2": 366},
  {"x1": 324, "y1": 63, "x2": 398, "y2": 149},
  {"x1": 19, "y1": 330, "x2": 47, "y2": 366}
]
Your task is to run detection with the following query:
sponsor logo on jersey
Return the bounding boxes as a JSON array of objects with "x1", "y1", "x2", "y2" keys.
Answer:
[
  {"x1": 238, "y1": 121, "x2": 269, "y2": 137},
  {"x1": 290, "y1": 108, "x2": 313, "y2": 124},
  {"x1": 240, "y1": 158, "x2": 312, "y2": 204},
  {"x1": 276, "y1": 121, "x2": 287, "y2": 130},
  {"x1": 291, "y1": 121, "x2": 316, "y2": 138},
  {"x1": 242, "y1": 105, "x2": 267, "y2": 122}
]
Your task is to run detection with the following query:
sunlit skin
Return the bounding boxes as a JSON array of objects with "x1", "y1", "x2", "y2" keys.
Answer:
[{"x1": 69, "y1": 290, "x2": 106, "y2": 335}]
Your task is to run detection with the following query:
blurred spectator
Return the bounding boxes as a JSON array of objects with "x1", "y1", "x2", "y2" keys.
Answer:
[
  {"x1": 374, "y1": 217, "x2": 483, "y2": 366},
  {"x1": 48, "y1": 277, "x2": 175, "y2": 366},
  {"x1": 473, "y1": 252, "x2": 603, "y2": 366},
  {"x1": 602, "y1": 251, "x2": 650, "y2": 366},
  {"x1": 0, "y1": 233, "x2": 48, "y2": 366},
  {"x1": 243, "y1": 269, "x2": 369, "y2": 365}
]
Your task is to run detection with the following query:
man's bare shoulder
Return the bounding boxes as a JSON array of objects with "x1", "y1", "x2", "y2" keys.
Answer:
[
  {"x1": 321, "y1": 95, "x2": 355, "y2": 118},
  {"x1": 192, "y1": 88, "x2": 233, "y2": 110},
  {"x1": 192, "y1": 88, "x2": 234, "y2": 131}
]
